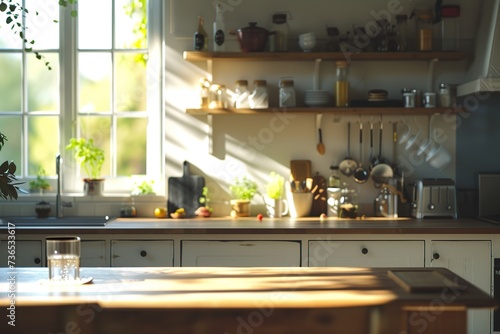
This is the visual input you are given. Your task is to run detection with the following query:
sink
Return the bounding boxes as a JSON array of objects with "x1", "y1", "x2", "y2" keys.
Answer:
[{"x1": 0, "y1": 216, "x2": 115, "y2": 227}]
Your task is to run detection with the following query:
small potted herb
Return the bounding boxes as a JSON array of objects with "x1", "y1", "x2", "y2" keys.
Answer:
[
  {"x1": 65, "y1": 137, "x2": 105, "y2": 196},
  {"x1": 29, "y1": 166, "x2": 51, "y2": 194},
  {"x1": 229, "y1": 176, "x2": 258, "y2": 217}
]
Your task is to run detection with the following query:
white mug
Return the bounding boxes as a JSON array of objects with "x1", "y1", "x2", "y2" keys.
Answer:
[
  {"x1": 265, "y1": 197, "x2": 288, "y2": 218},
  {"x1": 288, "y1": 192, "x2": 313, "y2": 218}
]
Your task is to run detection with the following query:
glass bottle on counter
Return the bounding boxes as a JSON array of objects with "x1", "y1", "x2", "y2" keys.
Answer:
[
  {"x1": 194, "y1": 16, "x2": 208, "y2": 51},
  {"x1": 338, "y1": 183, "x2": 358, "y2": 218},
  {"x1": 279, "y1": 79, "x2": 296, "y2": 107},
  {"x1": 249, "y1": 80, "x2": 269, "y2": 109},
  {"x1": 335, "y1": 61, "x2": 349, "y2": 107}
]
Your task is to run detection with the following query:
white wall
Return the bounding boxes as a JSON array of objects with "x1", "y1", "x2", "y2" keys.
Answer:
[{"x1": 164, "y1": 0, "x2": 479, "y2": 217}]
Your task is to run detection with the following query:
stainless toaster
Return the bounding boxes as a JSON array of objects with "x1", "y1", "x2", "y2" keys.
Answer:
[{"x1": 410, "y1": 179, "x2": 457, "y2": 219}]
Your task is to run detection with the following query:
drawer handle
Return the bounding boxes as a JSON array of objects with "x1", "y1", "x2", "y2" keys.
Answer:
[
  {"x1": 361, "y1": 248, "x2": 368, "y2": 255},
  {"x1": 34, "y1": 257, "x2": 41, "y2": 265},
  {"x1": 140, "y1": 250, "x2": 147, "y2": 257},
  {"x1": 433, "y1": 253, "x2": 440, "y2": 260}
]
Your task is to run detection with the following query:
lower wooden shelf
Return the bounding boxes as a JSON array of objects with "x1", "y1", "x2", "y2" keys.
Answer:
[{"x1": 186, "y1": 107, "x2": 463, "y2": 116}]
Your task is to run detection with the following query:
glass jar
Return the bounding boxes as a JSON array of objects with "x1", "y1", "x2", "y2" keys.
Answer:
[
  {"x1": 415, "y1": 8, "x2": 433, "y2": 51},
  {"x1": 209, "y1": 84, "x2": 227, "y2": 109},
  {"x1": 438, "y1": 83, "x2": 451, "y2": 107},
  {"x1": 440, "y1": 5, "x2": 460, "y2": 51},
  {"x1": 338, "y1": 184, "x2": 358, "y2": 218},
  {"x1": 249, "y1": 80, "x2": 269, "y2": 109},
  {"x1": 328, "y1": 165, "x2": 341, "y2": 188},
  {"x1": 395, "y1": 14, "x2": 408, "y2": 51},
  {"x1": 279, "y1": 79, "x2": 296, "y2": 107},
  {"x1": 335, "y1": 61, "x2": 349, "y2": 107},
  {"x1": 199, "y1": 77, "x2": 210, "y2": 108},
  {"x1": 374, "y1": 186, "x2": 398, "y2": 218},
  {"x1": 234, "y1": 80, "x2": 250, "y2": 109},
  {"x1": 269, "y1": 13, "x2": 289, "y2": 52}
]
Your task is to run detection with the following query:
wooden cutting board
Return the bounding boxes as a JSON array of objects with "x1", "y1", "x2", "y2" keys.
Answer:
[
  {"x1": 310, "y1": 172, "x2": 327, "y2": 216},
  {"x1": 167, "y1": 161, "x2": 205, "y2": 218}
]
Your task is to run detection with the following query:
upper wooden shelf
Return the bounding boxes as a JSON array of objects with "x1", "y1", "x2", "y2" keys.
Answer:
[
  {"x1": 183, "y1": 51, "x2": 467, "y2": 62},
  {"x1": 186, "y1": 107, "x2": 464, "y2": 116}
]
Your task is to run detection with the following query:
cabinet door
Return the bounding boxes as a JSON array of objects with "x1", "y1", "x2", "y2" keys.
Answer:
[
  {"x1": 111, "y1": 240, "x2": 173, "y2": 267},
  {"x1": 308, "y1": 240, "x2": 424, "y2": 267},
  {"x1": 81, "y1": 240, "x2": 107, "y2": 267},
  {"x1": 181, "y1": 241, "x2": 301, "y2": 267},
  {"x1": 430, "y1": 240, "x2": 491, "y2": 334},
  {"x1": 0, "y1": 240, "x2": 42, "y2": 267}
]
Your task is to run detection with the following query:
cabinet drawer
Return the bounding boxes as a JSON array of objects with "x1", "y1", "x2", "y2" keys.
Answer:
[
  {"x1": 309, "y1": 240, "x2": 424, "y2": 267},
  {"x1": 111, "y1": 240, "x2": 174, "y2": 267},
  {"x1": 0, "y1": 240, "x2": 42, "y2": 267},
  {"x1": 181, "y1": 240, "x2": 301, "y2": 267},
  {"x1": 81, "y1": 240, "x2": 107, "y2": 267}
]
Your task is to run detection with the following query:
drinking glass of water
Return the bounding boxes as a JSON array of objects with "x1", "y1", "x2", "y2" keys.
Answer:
[{"x1": 46, "y1": 236, "x2": 80, "y2": 281}]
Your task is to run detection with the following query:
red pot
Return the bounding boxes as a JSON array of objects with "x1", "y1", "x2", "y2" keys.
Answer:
[{"x1": 231, "y1": 22, "x2": 275, "y2": 52}]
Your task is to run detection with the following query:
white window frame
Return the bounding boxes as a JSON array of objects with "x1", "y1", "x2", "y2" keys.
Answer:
[{"x1": 58, "y1": 0, "x2": 165, "y2": 196}]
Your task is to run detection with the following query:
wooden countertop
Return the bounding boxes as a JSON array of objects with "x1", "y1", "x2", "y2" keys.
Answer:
[
  {"x1": 3, "y1": 217, "x2": 499, "y2": 234},
  {"x1": 0, "y1": 267, "x2": 495, "y2": 333}
]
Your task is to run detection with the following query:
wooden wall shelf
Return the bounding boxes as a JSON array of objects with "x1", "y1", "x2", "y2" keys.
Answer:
[
  {"x1": 186, "y1": 107, "x2": 463, "y2": 116},
  {"x1": 183, "y1": 51, "x2": 466, "y2": 62}
]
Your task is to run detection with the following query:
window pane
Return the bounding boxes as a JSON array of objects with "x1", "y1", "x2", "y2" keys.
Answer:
[
  {"x1": 116, "y1": 53, "x2": 147, "y2": 112},
  {"x1": 79, "y1": 53, "x2": 111, "y2": 113},
  {"x1": 25, "y1": 0, "x2": 60, "y2": 50},
  {"x1": 0, "y1": 8, "x2": 23, "y2": 49},
  {"x1": 27, "y1": 116, "x2": 58, "y2": 176},
  {"x1": 79, "y1": 116, "x2": 111, "y2": 177},
  {"x1": 79, "y1": 0, "x2": 112, "y2": 49},
  {"x1": 117, "y1": 117, "x2": 146, "y2": 175},
  {"x1": 0, "y1": 54, "x2": 22, "y2": 111},
  {"x1": 0, "y1": 117, "x2": 22, "y2": 169},
  {"x1": 28, "y1": 53, "x2": 59, "y2": 112},
  {"x1": 115, "y1": 0, "x2": 148, "y2": 49}
]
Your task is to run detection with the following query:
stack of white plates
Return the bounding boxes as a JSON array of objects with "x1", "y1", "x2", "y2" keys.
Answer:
[{"x1": 304, "y1": 90, "x2": 329, "y2": 106}]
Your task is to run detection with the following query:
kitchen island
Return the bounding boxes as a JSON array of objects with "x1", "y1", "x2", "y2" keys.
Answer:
[{"x1": 0, "y1": 266, "x2": 495, "y2": 334}]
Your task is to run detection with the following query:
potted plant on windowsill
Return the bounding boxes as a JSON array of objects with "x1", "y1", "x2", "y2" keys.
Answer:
[
  {"x1": 29, "y1": 166, "x2": 51, "y2": 194},
  {"x1": 65, "y1": 137, "x2": 105, "y2": 196},
  {"x1": 229, "y1": 176, "x2": 258, "y2": 217}
]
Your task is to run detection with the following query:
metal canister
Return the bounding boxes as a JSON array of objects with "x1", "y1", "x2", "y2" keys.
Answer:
[{"x1": 411, "y1": 89, "x2": 422, "y2": 107}]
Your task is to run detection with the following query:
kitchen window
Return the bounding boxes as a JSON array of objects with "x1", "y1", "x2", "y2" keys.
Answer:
[{"x1": 0, "y1": 0, "x2": 164, "y2": 195}]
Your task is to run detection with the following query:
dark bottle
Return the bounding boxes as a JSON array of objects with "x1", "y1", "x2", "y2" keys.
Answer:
[{"x1": 194, "y1": 16, "x2": 208, "y2": 51}]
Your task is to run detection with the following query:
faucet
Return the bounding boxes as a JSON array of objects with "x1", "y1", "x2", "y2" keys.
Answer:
[{"x1": 56, "y1": 154, "x2": 72, "y2": 218}]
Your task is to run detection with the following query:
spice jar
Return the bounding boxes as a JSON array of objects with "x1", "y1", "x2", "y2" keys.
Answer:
[
  {"x1": 234, "y1": 80, "x2": 250, "y2": 109},
  {"x1": 249, "y1": 80, "x2": 269, "y2": 109},
  {"x1": 415, "y1": 8, "x2": 433, "y2": 51},
  {"x1": 335, "y1": 61, "x2": 349, "y2": 107},
  {"x1": 269, "y1": 13, "x2": 289, "y2": 52},
  {"x1": 279, "y1": 79, "x2": 296, "y2": 107},
  {"x1": 209, "y1": 84, "x2": 227, "y2": 109},
  {"x1": 338, "y1": 183, "x2": 358, "y2": 218},
  {"x1": 438, "y1": 83, "x2": 451, "y2": 107}
]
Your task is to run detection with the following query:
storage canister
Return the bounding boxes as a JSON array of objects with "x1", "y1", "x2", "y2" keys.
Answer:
[
  {"x1": 438, "y1": 83, "x2": 451, "y2": 107},
  {"x1": 279, "y1": 79, "x2": 296, "y2": 107},
  {"x1": 249, "y1": 80, "x2": 269, "y2": 109},
  {"x1": 415, "y1": 8, "x2": 433, "y2": 51},
  {"x1": 234, "y1": 80, "x2": 250, "y2": 109},
  {"x1": 335, "y1": 61, "x2": 349, "y2": 107},
  {"x1": 440, "y1": 5, "x2": 460, "y2": 51}
]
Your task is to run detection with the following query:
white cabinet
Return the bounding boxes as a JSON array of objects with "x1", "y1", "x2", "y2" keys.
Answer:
[
  {"x1": 181, "y1": 240, "x2": 301, "y2": 267},
  {"x1": 308, "y1": 240, "x2": 425, "y2": 267},
  {"x1": 430, "y1": 240, "x2": 491, "y2": 334},
  {"x1": 0, "y1": 240, "x2": 42, "y2": 267},
  {"x1": 81, "y1": 240, "x2": 107, "y2": 267},
  {"x1": 111, "y1": 240, "x2": 174, "y2": 267}
]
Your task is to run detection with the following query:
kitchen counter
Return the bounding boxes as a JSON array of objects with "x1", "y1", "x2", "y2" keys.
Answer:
[
  {"x1": 2, "y1": 217, "x2": 499, "y2": 234},
  {"x1": 0, "y1": 266, "x2": 495, "y2": 334}
]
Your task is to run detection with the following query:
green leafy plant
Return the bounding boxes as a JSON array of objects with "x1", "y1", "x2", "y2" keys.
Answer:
[
  {"x1": 0, "y1": 1, "x2": 78, "y2": 70},
  {"x1": 131, "y1": 178, "x2": 155, "y2": 196},
  {"x1": 29, "y1": 166, "x2": 51, "y2": 191},
  {"x1": 0, "y1": 132, "x2": 23, "y2": 200},
  {"x1": 65, "y1": 138, "x2": 105, "y2": 179},
  {"x1": 230, "y1": 176, "x2": 258, "y2": 201},
  {"x1": 265, "y1": 172, "x2": 285, "y2": 199}
]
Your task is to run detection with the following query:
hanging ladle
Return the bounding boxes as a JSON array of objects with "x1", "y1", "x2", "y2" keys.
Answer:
[
  {"x1": 316, "y1": 114, "x2": 325, "y2": 155},
  {"x1": 339, "y1": 122, "x2": 357, "y2": 176},
  {"x1": 354, "y1": 120, "x2": 369, "y2": 183}
]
